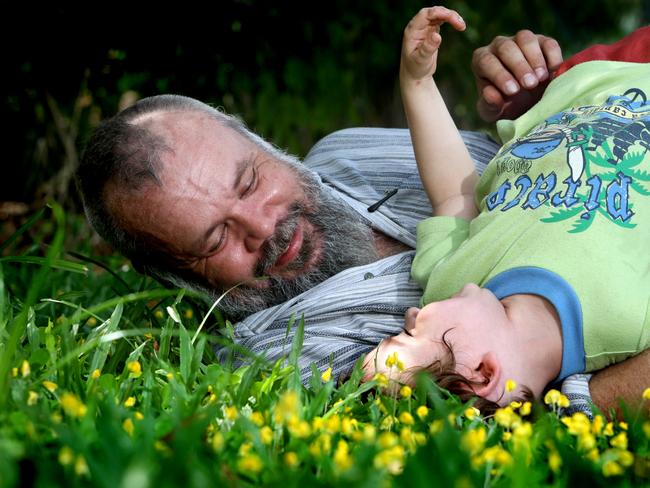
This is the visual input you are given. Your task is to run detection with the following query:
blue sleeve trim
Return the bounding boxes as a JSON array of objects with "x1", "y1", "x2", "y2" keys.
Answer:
[{"x1": 483, "y1": 267, "x2": 585, "y2": 382}]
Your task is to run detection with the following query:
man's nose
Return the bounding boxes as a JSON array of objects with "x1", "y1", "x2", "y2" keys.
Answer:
[{"x1": 233, "y1": 200, "x2": 281, "y2": 252}]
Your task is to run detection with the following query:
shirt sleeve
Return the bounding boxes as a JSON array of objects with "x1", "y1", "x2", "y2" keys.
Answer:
[{"x1": 411, "y1": 216, "x2": 470, "y2": 289}]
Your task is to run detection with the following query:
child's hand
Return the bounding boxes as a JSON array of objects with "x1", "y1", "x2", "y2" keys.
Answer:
[{"x1": 400, "y1": 6, "x2": 466, "y2": 83}]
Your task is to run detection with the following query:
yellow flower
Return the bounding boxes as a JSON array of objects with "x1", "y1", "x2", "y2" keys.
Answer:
[
  {"x1": 27, "y1": 391, "x2": 39, "y2": 406},
  {"x1": 416, "y1": 405, "x2": 429, "y2": 420},
  {"x1": 134, "y1": 411, "x2": 144, "y2": 421},
  {"x1": 396, "y1": 360, "x2": 405, "y2": 372},
  {"x1": 251, "y1": 411, "x2": 265, "y2": 427},
  {"x1": 224, "y1": 406, "x2": 238, "y2": 421},
  {"x1": 548, "y1": 450, "x2": 562, "y2": 473},
  {"x1": 502, "y1": 431, "x2": 512, "y2": 442},
  {"x1": 577, "y1": 433, "x2": 596, "y2": 452},
  {"x1": 363, "y1": 424, "x2": 377, "y2": 442},
  {"x1": 461, "y1": 427, "x2": 487, "y2": 455},
  {"x1": 154, "y1": 309, "x2": 164, "y2": 319},
  {"x1": 373, "y1": 373, "x2": 388, "y2": 388},
  {"x1": 309, "y1": 434, "x2": 332, "y2": 457},
  {"x1": 260, "y1": 426, "x2": 273, "y2": 445},
  {"x1": 333, "y1": 440, "x2": 353, "y2": 471},
  {"x1": 429, "y1": 420, "x2": 444, "y2": 435},
  {"x1": 603, "y1": 422, "x2": 614, "y2": 436},
  {"x1": 58, "y1": 446, "x2": 74, "y2": 466},
  {"x1": 544, "y1": 389, "x2": 569, "y2": 408},
  {"x1": 74, "y1": 455, "x2": 89, "y2": 476},
  {"x1": 399, "y1": 412, "x2": 414, "y2": 425},
  {"x1": 464, "y1": 407, "x2": 480, "y2": 420},
  {"x1": 610, "y1": 432, "x2": 628, "y2": 450},
  {"x1": 166, "y1": 372, "x2": 174, "y2": 380},
  {"x1": 237, "y1": 454, "x2": 263, "y2": 474},
  {"x1": 380, "y1": 415, "x2": 397, "y2": 430},
  {"x1": 321, "y1": 367, "x2": 332, "y2": 383},
  {"x1": 494, "y1": 406, "x2": 521, "y2": 429},
  {"x1": 90, "y1": 369, "x2": 101, "y2": 379},
  {"x1": 374, "y1": 445, "x2": 405, "y2": 475},
  {"x1": 325, "y1": 414, "x2": 341, "y2": 433},
  {"x1": 378, "y1": 431, "x2": 399, "y2": 449},
  {"x1": 11, "y1": 367, "x2": 18, "y2": 377},
  {"x1": 60, "y1": 392, "x2": 87, "y2": 418},
  {"x1": 211, "y1": 432, "x2": 224, "y2": 452},
  {"x1": 505, "y1": 379, "x2": 517, "y2": 393},
  {"x1": 592, "y1": 415, "x2": 604, "y2": 435},
  {"x1": 643, "y1": 387, "x2": 650, "y2": 400},
  {"x1": 643, "y1": 421, "x2": 650, "y2": 439},
  {"x1": 400, "y1": 385, "x2": 412, "y2": 398},
  {"x1": 342, "y1": 417, "x2": 357, "y2": 436},
  {"x1": 561, "y1": 412, "x2": 591, "y2": 436},
  {"x1": 273, "y1": 391, "x2": 300, "y2": 425},
  {"x1": 519, "y1": 402, "x2": 532, "y2": 416},
  {"x1": 127, "y1": 361, "x2": 142, "y2": 378},
  {"x1": 385, "y1": 352, "x2": 398, "y2": 368},
  {"x1": 21, "y1": 360, "x2": 30, "y2": 377},
  {"x1": 602, "y1": 460, "x2": 624, "y2": 477},
  {"x1": 585, "y1": 448, "x2": 600, "y2": 462},
  {"x1": 123, "y1": 418, "x2": 134, "y2": 436},
  {"x1": 284, "y1": 451, "x2": 299, "y2": 468},
  {"x1": 87, "y1": 316, "x2": 98, "y2": 327},
  {"x1": 184, "y1": 308, "x2": 194, "y2": 319},
  {"x1": 124, "y1": 396, "x2": 136, "y2": 408},
  {"x1": 618, "y1": 422, "x2": 628, "y2": 431}
]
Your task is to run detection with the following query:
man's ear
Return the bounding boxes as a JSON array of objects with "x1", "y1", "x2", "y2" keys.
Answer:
[{"x1": 465, "y1": 351, "x2": 501, "y2": 400}]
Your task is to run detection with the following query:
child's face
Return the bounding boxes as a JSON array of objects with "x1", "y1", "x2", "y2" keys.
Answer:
[{"x1": 363, "y1": 283, "x2": 509, "y2": 403}]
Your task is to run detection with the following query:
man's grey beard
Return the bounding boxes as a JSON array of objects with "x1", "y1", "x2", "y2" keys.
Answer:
[{"x1": 212, "y1": 161, "x2": 379, "y2": 318}]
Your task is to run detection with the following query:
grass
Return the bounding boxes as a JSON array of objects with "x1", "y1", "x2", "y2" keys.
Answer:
[{"x1": 1, "y1": 205, "x2": 649, "y2": 487}]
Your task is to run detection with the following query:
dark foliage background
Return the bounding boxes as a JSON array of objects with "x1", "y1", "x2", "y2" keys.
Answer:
[{"x1": 3, "y1": 0, "x2": 647, "y2": 224}]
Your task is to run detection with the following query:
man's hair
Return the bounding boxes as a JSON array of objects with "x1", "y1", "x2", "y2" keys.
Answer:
[
  {"x1": 423, "y1": 331, "x2": 534, "y2": 416},
  {"x1": 76, "y1": 94, "x2": 293, "y2": 294}
]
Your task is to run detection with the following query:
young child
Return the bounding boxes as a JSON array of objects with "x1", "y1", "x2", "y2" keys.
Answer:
[{"x1": 362, "y1": 6, "x2": 650, "y2": 412}]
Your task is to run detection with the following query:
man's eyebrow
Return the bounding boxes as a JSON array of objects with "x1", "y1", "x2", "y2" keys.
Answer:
[{"x1": 232, "y1": 156, "x2": 253, "y2": 190}]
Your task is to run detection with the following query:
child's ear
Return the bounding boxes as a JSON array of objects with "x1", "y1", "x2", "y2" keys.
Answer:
[{"x1": 466, "y1": 351, "x2": 501, "y2": 400}]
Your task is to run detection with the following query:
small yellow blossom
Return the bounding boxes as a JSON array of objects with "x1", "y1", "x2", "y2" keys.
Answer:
[
  {"x1": 592, "y1": 415, "x2": 604, "y2": 435},
  {"x1": 544, "y1": 389, "x2": 569, "y2": 408},
  {"x1": 184, "y1": 308, "x2": 194, "y2": 319},
  {"x1": 380, "y1": 415, "x2": 397, "y2": 430},
  {"x1": 429, "y1": 419, "x2": 444, "y2": 435},
  {"x1": 616, "y1": 449, "x2": 634, "y2": 467},
  {"x1": 610, "y1": 432, "x2": 628, "y2": 450},
  {"x1": 58, "y1": 446, "x2": 74, "y2": 466},
  {"x1": 284, "y1": 451, "x2": 299, "y2": 468},
  {"x1": 312, "y1": 416, "x2": 324, "y2": 431},
  {"x1": 604, "y1": 422, "x2": 614, "y2": 436},
  {"x1": 154, "y1": 309, "x2": 164, "y2": 319},
  {"x1": 519, "y1": 402, "x2": 532, "y2": 416},
  {"x1": 577, "y1": 433, "x2": 596, "y2": 452},
  {"x1": 363, "y1": 424, "x2": 377, "y2": 442},
  {"x1": 618, "y1": 422, "x2": 628, "y2": 431},
  {"x1": 74, "y1": 455, "x2": 89, "y2": 476},
  {"x1": 494, "y1": 406, "x2": 521, "y2": 429},
  {"x1": 400, "y1": 385, "x2": 412, "y2": 398},
  {"x1": 11, "y1": 368, "x2": 18, "y2": 377},
  {"x1": 643, "y1": 421, "x2": 650, "y2": 439},
  {"x1": 42, "y1": 381, "x2": 58, "y2": 393},
  {"x1": 643, "y1": 387, "x2": 650, "y2": 400},
  {"x1": 603, "y1": 460, "x2": 624, "y2": 477},
  {"x1": 378, "y1": 431, "x2": 399, "y2": 449},
  {"x1": 396, "y1": 360, "x2": 405, "y2": 372},
  {"x1": 416, "y1": 405, "x2": 429, "y2": 420},
  {"x1": 21, "y1": 360, "x2": 31, "y2": 377},
  {"x1": 166, "y1": 372, "x2": 174, "y2": 380},
  {"x1": 333, "y1": 440, "x2": 353, "y2": 471},
  {"x1": 505, "y1": 379, "x2": 517, "y2": 393},
  {"x1": 211, "y1": 432, "x2": 224, "y2": 452},
  {"x1": 562, "y1": 412, "x2": 591, "y2": 436},
  {"x1": 27, "y1": 391, "x2": 39, "y2": 406},
  {"x1": 237, "y1": 453, "x2": 263, "y2": 474},
  {"x1": 461, "y1": 427, "x2": 487, "y2": 455},
  {"x1": 224, "y1": 406, "x2": 238, "y2": 421},
  {"x1": 309, "y1": 434, "x2": 332, "y2": 457},
  {"x1": 399, "y1": 411, "x2": 415, "y2": 425},
  {"x1": 464, "y1": 407, "x2": 480, "y2": 420},
  {"x1": 373, "y1": 373, "x2": 388, "y2": 388},
  {"x1": 273, "y1": 391, "x2": 299, "y2": 425},
  {"x1": 385, "y1": 352, "x2": 398, "y2": 368},
  {"x1": 260, "y1": 426, "x2": 273, "y2": 445},
  {"x1": 134, "y1": 411, "x2": 144, "y2": 421},
  {"x1": 548, "y1": 450, "x2": 562, "y2": 473},
  {"x1": 251, "y1": 411, "x2": 265, "y2": 427},
  {"x1": 342, "y1": 417, "x2": 357, "y2": 436},
  {"x1": 288, "y1": 418, "x2": 311, "y2": 438},
  {"x1": 585, "y1": 448, "x2": 600, "y2": 462},
  {"x1": 321, "y1": 367, "x2": 332, "y2": 382},
  {"x1": 124, "y1": 396, "x2": 136, "y2": 408},
  {"x1": 374, "y1": 445, "x2": 406, "y2": 475},
  {"x1": 87, "y1": 316, "x2": 98, "y2": 327},
  {"x1": 91, "y1": 369, "x2": 101, "y2": 379},
  {"x1": 509, "y1": 401, "x2": 522, "y2": 409},
  {"x1": 60, "y1": 392, "x2": 87, "y2": 418},
  {"x1": 123, "y1": 418, "x2": 134, "y2": 436},
  {"x1": 127, "y1": 361, "x2": 142, "y2": 378},
  {"x1": 502, "y1": 431, "x2": 512, "y2": 442}
]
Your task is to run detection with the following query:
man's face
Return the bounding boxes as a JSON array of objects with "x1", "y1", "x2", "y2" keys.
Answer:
[{"x1": 109, "y1": 111, "x2": 377, "y2": 315}]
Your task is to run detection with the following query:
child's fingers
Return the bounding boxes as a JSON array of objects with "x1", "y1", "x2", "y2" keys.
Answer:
[{"x1": 423, "y1": 6, "x2": 466, "y2": 32}]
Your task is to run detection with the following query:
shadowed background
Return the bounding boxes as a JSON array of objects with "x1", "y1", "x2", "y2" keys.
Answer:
[{"x1": 3, "y1": 0, "x2": 647, "y2": 237}]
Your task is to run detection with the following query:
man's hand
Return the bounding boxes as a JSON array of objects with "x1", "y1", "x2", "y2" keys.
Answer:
[
  {"x1": 590, "y1": 349, "x2": 650, "y2": 418},
  {"x1": 400, "y1": 6, "x2": 466, "y2": 83},
  {"x1": 472, "y1": 30, "x2": 563, "y2": 122}
]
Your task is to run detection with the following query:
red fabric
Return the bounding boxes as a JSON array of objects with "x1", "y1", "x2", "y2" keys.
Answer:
[{"x1": 553, "y1": 25, "x2": 650, "y2": 78}]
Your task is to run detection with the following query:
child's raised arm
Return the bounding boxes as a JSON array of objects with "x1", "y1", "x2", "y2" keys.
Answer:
[{"x1": 401, "y1": 6, "x2": 478, "y2": 220}]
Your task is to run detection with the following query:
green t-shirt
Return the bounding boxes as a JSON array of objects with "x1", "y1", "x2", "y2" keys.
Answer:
[{"x1": 412, "y1": 61, "x2": 650, "y2": 376}]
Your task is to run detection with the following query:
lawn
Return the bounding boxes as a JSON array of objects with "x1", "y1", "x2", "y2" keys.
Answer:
[{"x1": 1, "y1": 205, "x2": 648, "y2": 487}]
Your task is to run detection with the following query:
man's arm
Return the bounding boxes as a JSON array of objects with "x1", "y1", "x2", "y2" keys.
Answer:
[
  {"x1": 471, "y1": 30, "x2": 563, "y2": 122},
  {"x1": 590, "y1": 349, "x2": 650, "y2": 417},
  {"x1": 401, "y1": 7, "x2": 478, "y2": 220}
]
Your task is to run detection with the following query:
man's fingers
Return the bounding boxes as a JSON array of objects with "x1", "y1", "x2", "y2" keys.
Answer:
[
  {"x1": 473, "y1": 46, "x2": 521, "y2": 96},
  {"x1": 514, "y1": 30, "x2": 550, "y2": 82},
  {"x1": 492, "y1": 35, "x2": 541, "y2": 89},
  {"x1": 539, "y1": 35, "x2": 564, "y2": 71}
]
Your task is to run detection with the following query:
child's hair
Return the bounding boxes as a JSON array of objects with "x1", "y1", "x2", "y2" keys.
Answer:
[{"x1": 422, "y1": 330, "x2": 534, "y2": 416}]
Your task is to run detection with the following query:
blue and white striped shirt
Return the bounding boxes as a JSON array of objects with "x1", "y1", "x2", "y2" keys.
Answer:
[{"x1": 216, "y1": 127, "x2": 500, "y2": 382}]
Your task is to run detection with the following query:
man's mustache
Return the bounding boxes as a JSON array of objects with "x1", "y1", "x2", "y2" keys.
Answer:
[{"x1": 254, "y1": 203, "x2": 303, "y2": 276}]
